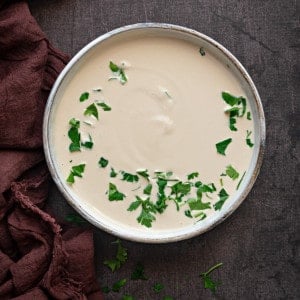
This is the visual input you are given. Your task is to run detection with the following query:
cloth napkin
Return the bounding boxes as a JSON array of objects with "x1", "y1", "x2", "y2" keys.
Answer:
[{"x1": 0, "y1": 1, "x2": 103, "y2": 299}]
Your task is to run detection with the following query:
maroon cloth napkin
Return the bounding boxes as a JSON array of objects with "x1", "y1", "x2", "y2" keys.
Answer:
[{"x1": 0, "y1": 2, "x2": 103, "y2": 299}]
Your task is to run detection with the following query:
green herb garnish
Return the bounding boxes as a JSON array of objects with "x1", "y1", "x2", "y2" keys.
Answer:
[
  {"x1": 185, "y1": 210, "x2": 192, "y2": 218},
  {"x1": 200, "y1": 262, "x2": 223, "y2": 293},
  {"x1": 213, "y1": 188, "x2": 229, "y2": 210},
  {"x1": 81, "y1": 134, "x2": 93, "y2": 149},
  {"x1": 143, "y1": 183, "x2": 152, "y2": 195},
  {"x1": 246, "y1": 130, "x2": 254, "y2": 147},
  {"x1": 128, "y1": 196, "x2": 156, "y2": 228},
  {"x1": 121, "y1": 171, "x2": 139, "y2": 183},
  {"x1": 109, "y1": 61, "x2": 128, "y2": 85},
  {"x1": 99, "y1": 157, "x2": 109, "y2": 168},
  {"x1": 110, "y1": 167, "x2": 118, "y2": 178},
  {"x1": 236, "y1": 171, "x2": 246, "y2": 190},
  {"x1": 66, "y1": 164, "x2": 86, "y2": 184},
  {"x1": 187, "y1": 172, "x2": 199, "y2": 180},
  {"x1": 101, "y1": 286, "x2": 110, "y2": 293},
  {"x1": 108, "y1": 183, "x2": 126, "y2": 201},
  {"x1": 136, "y1": 169, "x2": 149, "y2": 181},
  {"x1": 153, "y1": 283, "x2": 164, "y2": 293},
  {"x1": 112, "y1": 279, "x2": 127, "y2": 292},
  {"x1": 104, "y1": 239, "x2": 128, "y2": 272},
  {"x1": 247, "y1": 111, "x2": 252, "y2": 120},
  {"x1": 225, "y1": 165, "x2": 239, "y2": 180},
  {"x1": 222, "y1": 92, "x2": 247, "y2": 130},
  {"x1": 68, "y1": 118, "x2": 81, "y2": 152},
  {"x1": 65, "y1": 214, "x2": 86, "y2": 225},
  {"x1": 199, "y1": 47, "x2": 206, "y2": 56},
  {"x1": 216, "y1": 138, "x2": 232, "y2": 155},
  {"x1": 96, "y1": 102, "x2": 111, "y2": 111},
  {"x1": 79, "y1": 92, "x2": 89, "y2": 102},
  {"x1": 163, "y1": 296, "x2": 174, "y2": 300},
  {"x1": 131, "y1": 262, "x2": 148, "y2": 280},
  {"x1": 84, "y1": 103, "x2": 98, "y2": 120}
]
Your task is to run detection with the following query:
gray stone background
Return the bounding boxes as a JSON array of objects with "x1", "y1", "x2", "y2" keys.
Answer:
[{"x1": 28, "y1": 1, "x2": 299, "y2": 299}]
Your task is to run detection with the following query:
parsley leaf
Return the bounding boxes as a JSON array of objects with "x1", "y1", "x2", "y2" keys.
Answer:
[
  {"x1": 247, "y1": 111, "x2": 252, "y2": 120},
  {"x1": 128, "y1": 196, "x2": 156, "y2": 228},
  {"x1": 101, "y1": 286, "x2": 110, "y2": 293},
  {"x1": 222, "y1": 91, "x2": 240, "y2": 106},
  {"x1": 104, "y1": 239, "x2": 128, "y2": 272},
  {"x1": 143, "y1": 183, "x2": 152, "y2": 195},
  {"x1": 229, "y1": 110, "x2": 238, "y2": 131},
  {"x1": 163, "y1": 297, "x2": 174, "y2": 300},
  {"x1": 121, "y1": 171, "x2": 139, "y2": 183},
  {"x1": 216, "y1": 138, "x2": 232, "y2": 155},
  {"x1": 185, "y1": 210, "x2": 192, "y2": 218},
  {"x1": 225, "y1": 165, "x2": 239, "y2": 180},
  {"x1": 81, "y1": 134, "x2": 93, "y2": 149},
  {"x1": 84, "y1": 103, "x2": 98, "y2": 120},
  {"x1": 213, "y1": 188, "x2": 229, "y2": 210},
  {"x1": 153, "y1": 283, "x2": 164, "y2": 293},
  {"x1": 246, "y1": 130, "x2": 254, "y2": 147},
  {"x1": 79, "y1": 92, "x2": 89, "y2": 102},
  {"x1": 109, "y1": 61, "x2": 128, "y2": 85},
  {"x1": 200, "y1": 262, "x2": 223, "y2": 293},
  {"x1": 65, "y1": 214, "x2": 86, "y2": 225},
  {"x1": 66, "y1": 164, "x2": 85, "y2": 184},
  {"x1": 112, "y1": 278, "x2": 127, "y2": 292},
  {"x1": 99, "y1": 157, "x2": 109, "y2": 168},
  {"x1": 108, "y1": 183, "x2": 125, "y2": 201},
  {"x1": 68, "y1": 118, "x2": 81, "y2": 152},
  {"x1": 131, "y1": 262, "x2": 148, "y2": 280},
  {"x1": 136, "y1": 169, "x2": 150, "y2": 181},
  {"x1": 110, "y1": 167, "x2": 118, "y2": 178},
  {"x1": 96, "y1": 102, "x2": 111, "y2": 111},
  {"x1": 187, "y1": 172, "x2": 199, "y2": 180},
  {"x1": 199, "y1": 47, "x2": 206, "y2": 56}
]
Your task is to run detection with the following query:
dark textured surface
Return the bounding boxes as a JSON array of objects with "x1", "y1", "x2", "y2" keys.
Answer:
[{"x1": 28, "y1": 1, "x2": 299, "y2": 299}]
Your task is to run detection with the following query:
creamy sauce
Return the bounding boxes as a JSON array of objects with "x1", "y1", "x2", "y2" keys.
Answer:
[{"x1": 51, "y1": 35, "x2": 254, "y2": 231}]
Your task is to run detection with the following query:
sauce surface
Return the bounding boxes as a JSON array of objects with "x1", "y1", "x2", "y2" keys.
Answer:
[{"x1": 51, "y1": 35, "x2": 254, "y2": 231}]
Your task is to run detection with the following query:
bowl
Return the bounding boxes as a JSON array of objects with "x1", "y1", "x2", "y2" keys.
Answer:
[{"x1": 43, "y1": 23, "x2": 265, "y2": 243}]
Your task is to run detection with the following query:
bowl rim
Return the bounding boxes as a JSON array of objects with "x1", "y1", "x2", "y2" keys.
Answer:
[{"x1": 43, "y1": 23, "x2": 266, "y2": 243}]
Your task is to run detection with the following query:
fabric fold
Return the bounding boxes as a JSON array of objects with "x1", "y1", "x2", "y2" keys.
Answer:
[{"x1": 0, "y1": 1, "x2": 103, "y2": 299}]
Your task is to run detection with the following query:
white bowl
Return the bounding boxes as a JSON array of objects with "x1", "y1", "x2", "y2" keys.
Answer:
[{"x1": 43, "y1": 23, "x2": 265, "y2": 243}]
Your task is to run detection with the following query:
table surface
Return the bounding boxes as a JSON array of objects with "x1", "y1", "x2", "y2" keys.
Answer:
[{"x1": 28, "y1": 1, "x2": 299, "y2": 299}]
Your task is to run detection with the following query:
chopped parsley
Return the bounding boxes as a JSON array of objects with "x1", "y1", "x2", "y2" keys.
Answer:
[
  {"x1": 122, "y1": 295, "x2": 134, "y2": 300},
  {"x1": 131, "y1": 262, "x2": 147, "y2": 280},
  {"x1": 225, "y1": 165, "x2": 239, "y2": 180},
  {"x1": 200, "y1": 262, "x2": 223, "y2": 293},
  {"x1": 246, "y1": 130, "x2": 254, "y2": 147},
  {"x1": 222, "y1": 92, "x2": 247, "y2": 130},
  {"x1": 213, "y1": 188, "x2": 229, "y2": 210},
  {"x1": 199, "y1": 47, "x2": 206, "y2": 56},
  {"x1": 79, "y1": 92, "x2": 89, "y2": 102},
  {"x1": 96, "y1": 102, "x2": 111, "y2": 111},
  {"x1": 143, "y1": 183, "x2": 152, "y2": 195},
  {"x1": 247, "y1": 111, "x2": 252, "y2": 120},
  {"x1": 121, "y1": 171, "x2": 139, "y2": 183},
  {"x1": 185, "y1": 210, "x2": 192, "y2": 218},
  {"x1": 65, "y1": 214, "x2": 86, "y2": 225},
  {"x1": 215, "y1": 138, "x2": 232, "y2": 155},
  {"x1": 68, "y1": 118, "x2": 81, "y2": 152},
  {"x1": 81, "y1": 134, "x2": 93, "y2": 149},
  {"x1": 153, "y1": 283, "x2": 164, "y2": 293},
  {"x1": 66, "y1": 164, "x2": 86, "y2": 184},
  {"x1": 101, "y1": 286, "x2": 110, "y2": 293},
  {"x1": 84, "y1": 103, "x2": 98, "y2": 120},
  {"x1": 99, "y1": 157, "x2": 109, "y2": 168},
  {"x1": 104, "y1": 239, "x2": 128, "y2": 272},
  {"x1": 187, "y1": 172, "x2": 199, "y2": 180},
  {"x1": 108, "y1": 183, "x2": 126, "y2": 201},
  {"x1": 112, "y1": 278, "x2": 127, "y2": 292},
  {"x1": 127, "y1": 196, "x2": 156, "y2": 228},
  {"x1": 110, "y1": 167, "x2": 118, "y2": 178},
  {"x1": 109, "y1": 61, "x2": 128, "y2": 85},
  {"x1": 136, "y1": 169, "x2": 150, "y2": 181}
]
